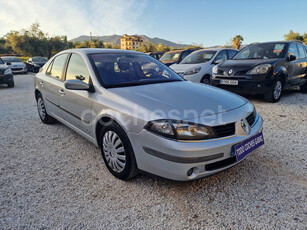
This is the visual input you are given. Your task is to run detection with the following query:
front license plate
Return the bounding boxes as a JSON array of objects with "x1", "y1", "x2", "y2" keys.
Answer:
[
  {"x1": 220, "y1": 79, "x2": 238, "y2": 85},
  {"x1": 234, "y1": 132, "x2": 264, "y2": 161}
]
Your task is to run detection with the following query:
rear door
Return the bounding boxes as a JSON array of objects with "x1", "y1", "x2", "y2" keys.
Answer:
[
  {"x1": 41, "y1": 53, "x2": 68, "y2": 118},
  {"x1": 296, "y1": 43, "x2": 307, "y2": 84},
  {"x1": 59, "y1": 53, "x2": 94, "y2": 136}
]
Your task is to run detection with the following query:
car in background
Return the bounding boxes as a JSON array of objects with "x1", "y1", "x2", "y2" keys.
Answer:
[
  {"x1": 146, "y1": 52, "x2": 165, "y2": 60},
  {"x1": 211, "y1": 41, "x2": 307, "y2": 102},
  {"x1": 170, "y1": 48, "x2": 238, "y2": 84},
  {"x1": 160, "y1": 49, "x2": 196, "y2": 66},
  {"x1": 34, "y1": 48, "x2": 264, "y2": 181},
  {"x1": 26, "y1": 57, "x2": 48, "y2": 73},
  {"x1": 0, "y1": 58, "x2": 14, "y2": 88},
  {"x1": 1, "y1": 56, "x2": 27, "y2": 74}
]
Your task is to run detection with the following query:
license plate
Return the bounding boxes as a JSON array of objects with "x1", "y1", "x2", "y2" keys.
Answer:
[
  {"x1": 220, "y1": 79, "x2": 238, "y2": 85},
  {"x1": 234, "y1": 132, "x2": 264, "y2": 161}
]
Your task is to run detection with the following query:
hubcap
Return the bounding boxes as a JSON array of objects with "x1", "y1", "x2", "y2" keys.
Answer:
[
  {"x1": 202, "y1": 78, "x2": 210, "y2": 85},
  {"x1": 103, "y1": 131, "x2": 126, "y2": 173},
  {"x1": 273, "y1": 81, "x2": 282, "y2": 100},
  {"x1": 37, "y1": 98, "x2": 46, "y2": 120}
]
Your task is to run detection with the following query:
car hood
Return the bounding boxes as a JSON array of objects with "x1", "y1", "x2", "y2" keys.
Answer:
[
  {"x1": 33, "y1": 62, "x2": 46, "y2": 66},
  {"x1": 219, "y1": 58, "x2": 280, "y2": 70},
  {"x1": 8, "y1": 62, "x2": 26, "y2": 67},
  {"x1": 0, "y1": 64, "x2": 8, "y2": 70},
  {"x1": 108, "y1": 81, "x2": 248, "y2": 120},
  {"x1": 169, "y1": 63, "x2": 201, "y2": 73},
  {"x1": 160, "y1": 60, "x2": 177, "y2": 66}
]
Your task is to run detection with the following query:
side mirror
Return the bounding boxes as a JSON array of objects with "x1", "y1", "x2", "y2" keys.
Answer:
[
  {"x1": 288, "y1": 54, "x2": 296, "y2": 61},
  {"x1": 6, "y1": 62, "x2": 11, "y2": 65},
  {"x1": 213, "y1": 59, "x2": 223, "y2": 65},
  {"x1": 64, "y1": 79, "x2": 90, "y2": 91}
]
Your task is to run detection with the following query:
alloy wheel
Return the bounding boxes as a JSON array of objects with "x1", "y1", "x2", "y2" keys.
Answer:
[
  {"x1": 37, "y1": 97, "x2": 46, "y2": 120},
  {"x1": 273, "y1": 81, "x2": 282, "y2": 100}
]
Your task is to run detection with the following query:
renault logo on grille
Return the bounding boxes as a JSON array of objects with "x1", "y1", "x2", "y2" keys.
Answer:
[
  {"x1": 228, "y1": 69, "x2": 233, "y2": 75},
  {"x1": 241, "y1": 119, "x2": 250, "y2": 135}
]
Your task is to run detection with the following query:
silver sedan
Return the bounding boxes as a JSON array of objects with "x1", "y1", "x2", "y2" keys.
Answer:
[{"x1": 34, "y1": 49, "x2": 264, "y2": 181}]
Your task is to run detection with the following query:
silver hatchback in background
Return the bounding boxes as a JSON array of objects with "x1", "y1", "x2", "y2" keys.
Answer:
[{"x1": 34, "y1": 48, "x2": 264, "y2": 181}]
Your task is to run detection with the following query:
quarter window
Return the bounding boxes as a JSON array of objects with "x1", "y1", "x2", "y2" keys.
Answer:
[
  {"x1": 46, "y1": 54, "x2": 68, "y2": 79},
  {"x1": 297, "y1": 44, "x2": 307, "y2": 59},
  {"x1": 288, "y1": 43, "x2": 299, "y2": 58},
  {"x1": 66, "y1": 54, "x2": 90, "y2": 84}
]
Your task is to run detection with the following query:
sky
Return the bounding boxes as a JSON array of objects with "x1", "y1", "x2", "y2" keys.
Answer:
[{"x1": 0, "y1": 0, "x2": 306, "y2": 47}]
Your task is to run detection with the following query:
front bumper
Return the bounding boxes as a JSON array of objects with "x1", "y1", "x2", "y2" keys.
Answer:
[
  {"x1": 0, "y1": 74, "x2": 14, "y2": 84},
  {"x1": 128, "y1": 114, "x2": 264, "y2": 181},
  {"x1": 11, "y1": 67, "x2": 27, "y2": 74}
]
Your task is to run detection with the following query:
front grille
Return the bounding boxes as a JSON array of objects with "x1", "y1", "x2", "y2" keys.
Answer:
[
  {"x1": 246, "y1": 112, "x2": 256, "y2": 127},
  {"x1": 212, "y1": 123, "x2": 235, "y2": 138},
  {"x1": 235, "y1": 70, "x2": 248, "y2": 76},
  {"x1": 205, "y1": 156, "x2": 237, "y2": 171},
  {"x1": 11, "y1": 68, "x2": 23, "y2": 71}
]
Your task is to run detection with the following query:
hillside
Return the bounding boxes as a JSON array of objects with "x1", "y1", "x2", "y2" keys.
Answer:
[{"x1": 70, "y1": 34, "x2": 190, "y2": 48}]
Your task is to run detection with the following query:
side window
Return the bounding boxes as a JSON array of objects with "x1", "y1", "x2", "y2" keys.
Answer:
[
  {"x1": 288, "y1": 43, "x2": 299, "y2": 58},
  {"x1": 65, "y1": 54, "x2": 90, "y2": 84},
  {"x1": 46, "y1": 54, "x2": 68, "y2": 79},
  {"x1": 227, "y1": 50, "x2": 238, "y2": 59},
  {"x1": 215, "y1": 50, "x2": 227, "y2": 62},
  {"x1": 297, "y1": 44, "x2": 307, "y2": 59},
  {"x1": 180, "y1": 51, "x2": 190, "y2": 61}
]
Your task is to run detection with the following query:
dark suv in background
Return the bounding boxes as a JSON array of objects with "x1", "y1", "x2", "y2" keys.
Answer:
[
  {"x1": 211, "y1": 41, "x2": 307, "y2": 102},
  {"x1": 160, "y1": 49, "x2": 196, "y2": 66}
]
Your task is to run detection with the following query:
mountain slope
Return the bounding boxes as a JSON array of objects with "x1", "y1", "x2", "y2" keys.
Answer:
[{"x1": 70, "y1": 34, "x2": 190, "y2": 48}]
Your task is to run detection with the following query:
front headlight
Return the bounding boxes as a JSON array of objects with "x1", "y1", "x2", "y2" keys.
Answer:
[
  {"x1": 247, "y1": 64, "x2": 271, "y2": 75},
  {"x1": 212, "y1": 65, "x2": 218, "y2": 74},
  {"x1": 145, "y1": 120, "x2": 216, "y2": 140},
  {"x1": 4, "y1": 68, "x2": 12, "y2": 75},
  {"x1": 183, "y1": 67, "x2": 201, "y2": 75}
]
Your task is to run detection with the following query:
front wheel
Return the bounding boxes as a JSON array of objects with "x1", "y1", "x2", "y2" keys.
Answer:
[
  {"x1": 264, "y1": 78, "x2": 283, "y2": 103},
  {"x1": 7, "y1": 81, "x2": 14, "y2": 88},
  {"x1": 36, "y1": 93, "x2": 56, "y2": 124},
  {"x1": 300, "y1": 80, "x2": 307, "y2": 92},
  {"x1": 201, "y1": 75, "x2": 210, "y2": 85},
  {"x1": 100, "y1": 123, "x2": 138, "y2": 180}
]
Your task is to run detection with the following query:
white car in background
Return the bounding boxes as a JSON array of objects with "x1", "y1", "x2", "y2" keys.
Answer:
[
  {"x1": 1, "y1": 56, "x2": 27, "y2": 74},
  {"x1": 170, "y1": 48, "x2": 238, "y2": 84}
]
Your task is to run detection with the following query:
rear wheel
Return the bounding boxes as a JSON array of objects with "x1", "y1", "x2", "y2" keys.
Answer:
[
  {"x1": 100, "y1": 122, "x2": 138, "y2": 180},
  {"x1": 36, "y1": 93, "x2": 56, "y2": 124},
  {"x1": 264, "y1": 78, "x2": 283, "y2": 103}
]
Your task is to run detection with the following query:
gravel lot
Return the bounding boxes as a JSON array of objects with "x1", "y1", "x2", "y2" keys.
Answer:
[{"x1": 0, "y1": 74, "x2": 306, "y2": 229}]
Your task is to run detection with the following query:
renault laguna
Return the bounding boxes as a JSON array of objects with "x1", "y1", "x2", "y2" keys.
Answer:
[{"x1": 34, "y1": 49, "x2": 264, "y2": 181}]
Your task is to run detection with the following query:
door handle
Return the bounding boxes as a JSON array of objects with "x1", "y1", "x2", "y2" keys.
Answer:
[
  {"x1": 59, "y1": 89, "x2": 65, "y2": 96},
  {"x1": 40, "y1": 81, "x2": 44, "y2": 86},
  {"x1": 299, "y1": 64, "x2": 303, "y2": 68}
]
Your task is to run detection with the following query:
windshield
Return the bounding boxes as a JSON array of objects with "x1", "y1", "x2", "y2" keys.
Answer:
[
  {"x1": 1, "y1": 57, "x2": 22, "y2": 63},
  {"x1": 90, "y1": 53, "x2": 183, "y2": 87},
  {"x1": 0, "y1": 58, "x2": 4, "y2": 64},
  {"x1": 181, "y1": 50, "x2": 216, "y2": 64},
  {"x1": 233, "y1": 43, "x2": 287, "y2": 60},
  {"x1": 32, "y1": 57, "x2": 48, "y2": 62},
  {"x1": 160, "y1": 52, "x2": 181, "y2": 62}
]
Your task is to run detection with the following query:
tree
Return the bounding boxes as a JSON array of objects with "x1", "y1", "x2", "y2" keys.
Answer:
[
  {"x1": 284, "y1": 30, "x2": 307, "y2": 45},
  {"x1": 232, "y1": 35, "x2": 244, "y2": 49}
]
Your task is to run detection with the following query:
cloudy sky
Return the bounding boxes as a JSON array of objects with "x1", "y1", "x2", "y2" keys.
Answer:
[{"x1": 0, "y1": 0, "x2": 306, "y2": 46}]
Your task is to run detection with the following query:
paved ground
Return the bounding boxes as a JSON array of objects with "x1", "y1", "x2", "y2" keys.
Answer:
[{"x1": 0, "y1": 74, "x2": 306, "y2": 229}]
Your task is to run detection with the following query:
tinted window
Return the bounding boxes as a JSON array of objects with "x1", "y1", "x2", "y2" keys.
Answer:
[
  {"x1": 1, "y1": 57, "x2": 22, "y2": 62},
  {"x1": 91, "y1": 53, "x2": 183, "y2": 87},
  {"x1": 0, "y1": 58, "x2": 4, "y2": 64},
  {"x1": 66, "y1": 54, "x2": 90, "y2": 84},
  {"x1": 227, "y1": 50, "x2": 238, "y2": 59},
  {"x1": 297, "y1": 44, "x2": 306, "y2": 59},
  {"x1": 181, "y1": 50, "x2": 216, "y2": 64},
  {"x1": 180, "y1": 51, "x2": 190, "y2": 61},
  {"x1": 234, "y1": 43, "x2": 287, "y2": 59},
  {"x1": 46, "y1": 54, "x2": 68, "y2": 79},
  {"x1": 215, "y1": 50, "x2": 227, "y2": 62},
  {"x1": 288, "y1": 43, "x2": 299, "y2": 58}
]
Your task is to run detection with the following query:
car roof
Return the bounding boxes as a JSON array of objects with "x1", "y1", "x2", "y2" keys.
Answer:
[
  {"x1": 193, "y1": 48, "x2": 237, "y2": 52},
  {"x1": 67, "y1": 48, "x2": 144, "y2": 55}
]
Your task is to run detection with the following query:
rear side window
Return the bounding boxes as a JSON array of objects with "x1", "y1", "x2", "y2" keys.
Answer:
[
  {"x1": 297, "y1": 44, "x2": 306, "y2": 59},
  {"x1": 227, "y1": 50, "x2": 238, "y2": 59},
  {"x1": 46, "y1": 54, "x2": 68, "y2": 79},
  {"x1": 288, "y1": 43, "x2": 299, "y2": 58},
  {"x1": 65, "y1": 54, "x2": 90, "y2": 84}
]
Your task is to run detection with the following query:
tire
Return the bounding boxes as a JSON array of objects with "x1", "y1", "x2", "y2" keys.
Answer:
[
  {"x1": 201, "y1": 75, "x2": 210, "y2": 85},
  {"x1": 300, "y1": 80, "x2": 307, "y2": 92},
  {"x1": 264, "y1": 78, "x2": 283, "y2": 103},
  {"x1": 36, "y1": 93, "x2": 56, "y2": 124},
  {"x1": 7, "y1": 81, "x2": 14, "y2": 88},
  {"x1": 100, "y1": 122, "x2": 138, "y2": 180}
]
